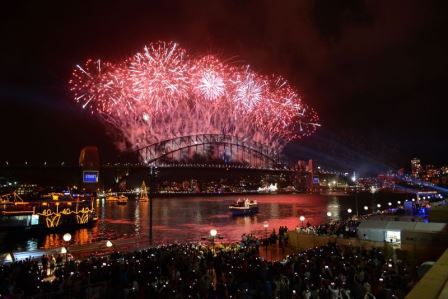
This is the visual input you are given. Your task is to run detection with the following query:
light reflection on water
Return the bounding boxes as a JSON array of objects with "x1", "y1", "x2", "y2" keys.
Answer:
[{"x1": 2, "y1": 193, "x2": 408, "y2": 252}]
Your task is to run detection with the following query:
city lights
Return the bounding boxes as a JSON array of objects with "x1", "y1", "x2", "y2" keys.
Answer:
[{"x1": 1, "y1": 4, "x2": 446, "y2": 299}]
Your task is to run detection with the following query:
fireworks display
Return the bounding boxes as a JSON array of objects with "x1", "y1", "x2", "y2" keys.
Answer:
[{"x1": 69, "y1": 41, "x2": 320, "y2": 156}]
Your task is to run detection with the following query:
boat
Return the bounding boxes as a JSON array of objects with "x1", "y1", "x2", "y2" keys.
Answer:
[
  {"x1": 106, "y1": 194, "x2": 119, "y2": 202},
  {"x1": 229, "y1": 198, "x2": 258, "y2": 216},
  {"x1": 106, "y1": 193, "x2": 128, "y2": 203},
  {"x1": 117, "y1": 195, "x2": 128, "y2": 205},
  {"x1": 0, "y1": 193, "x2": 97, "y2": 231},
  {"x1": 139, "y1": 181, "x2": 149, "y2": 202}
]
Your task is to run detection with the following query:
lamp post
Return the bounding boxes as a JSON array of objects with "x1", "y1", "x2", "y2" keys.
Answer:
[
  {"x1": 299, "y1": 216, "x2": 305, "y2": 227},
  {"x1": 364, "y1": 206, "x2": 369, "y2": 212},
  {"x1": 61, "y1": 246, "x2": 68, "y2": 263},
  {"x1": 148, "y1": 166, "x2": 158, "y2": 245},
  {"x1": 210, "y1": 229, "x2": 217, "y2": 254},
  {"x1": 62, "y1": 233, "x2": 71, "y2": 262},
  {"x1": 370, "y1": 186, "x2": 377, "y2": 211},
  {"x1": 263, "y1": 221, "x2": 269, "y2": 258},
  {"x1": 352, "y1": 175, "x2": 359, "y2": 216},
  {"x1": 347, "y1": 208, "x2": 352, "y2": 216}
]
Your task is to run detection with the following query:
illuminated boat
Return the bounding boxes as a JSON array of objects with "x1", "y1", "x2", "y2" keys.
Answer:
[
  {"x1": 139, "y1": 181, "x2": 149, "y2": 202},
  {"x1": 0, "y1": 196, "x2": 97, "y2": 231},
  {"x1": 229, "y1": 198, "x2": 258, "y2": 216},
  {"x1": 106, "y1": 194, "x2": 119, "y2": 201},
  {"x1": 117, "y1": 195, "x2": 128, "y2": 205}
]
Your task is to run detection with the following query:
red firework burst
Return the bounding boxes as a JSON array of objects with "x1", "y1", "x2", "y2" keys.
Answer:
[{"x1": 69, "y1": 41, "x2": 320, "y2": 155}]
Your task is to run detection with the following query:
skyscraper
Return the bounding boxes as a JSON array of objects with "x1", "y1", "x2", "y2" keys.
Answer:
[{"x1": 411, "y1": 158, "x2": 422, "y2": 178}]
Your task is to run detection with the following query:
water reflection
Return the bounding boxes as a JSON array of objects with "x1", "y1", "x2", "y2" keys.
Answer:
[
  {"x1": 1, "y1": 193, "x2": 409, "y2": 252},
  {"x1": 327, "y1": 197, "x2": 341, "y2": 219}
]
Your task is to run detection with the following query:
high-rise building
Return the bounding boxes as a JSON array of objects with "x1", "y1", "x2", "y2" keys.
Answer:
[
  {"x1": 425, "y1": 165, "x2": 440, "y2": 184},
  {"x1": 411, "y1": 158, "x2": 422, "y2": 178}
]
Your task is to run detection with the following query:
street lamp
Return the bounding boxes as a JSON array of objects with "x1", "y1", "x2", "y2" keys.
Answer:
[
  {"x1": 388, "y1": 202, "x2": 392, "y2": 206},
  {"x1": 61, "y1": 246, "x2": 68, "y2": 263},
  {"x1": 377, "y1": 203, "x2": 381, "y2": 209},
  {"x1": 263, "y1": 221, "x2": 269, "y2": 258},
  {"x1": 364, "y1": 206, "x2": 369, "y2": 211},
  {"x1": 299, "y1": 216, "x2": 305, "y2": 227},
  {"x1": 62, "y1": 233, "x2": 71, "y2": 262},
  {"x1": 397, "y1": 201, "x2": 401, "y2": 205},
  {"x1": 326, "y1": 211, "x2": 332, "y2": 217},
  {"x1": 106, "y1": 240, "x2": 113, "y2": 248},
  {"x1": 63, "y1": 233, "x2": 72, "y2": 242},
  {"x1": 347, "y1": 208, "x2": 352, "y2": 214},
  {"x1": 210, "y1": 229, "x2": 217, "y2": 253}
]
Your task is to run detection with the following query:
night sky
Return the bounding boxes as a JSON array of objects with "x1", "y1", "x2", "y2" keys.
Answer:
[{"x1": 1, "y1": 0, "x2": 447, "y2": 175}]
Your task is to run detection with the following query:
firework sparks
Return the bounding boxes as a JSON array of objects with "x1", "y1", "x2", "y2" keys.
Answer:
[{"x1": 69, "y1": 41, "x2": 319, "y2": 157}]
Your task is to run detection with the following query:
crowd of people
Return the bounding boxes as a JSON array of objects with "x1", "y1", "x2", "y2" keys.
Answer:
[
  {"x1": 0, "y1": 236, "x2": 417, "y2": 298},
  {"x1": 297, "y1": 219, "x2": 361, "y2": 238}
]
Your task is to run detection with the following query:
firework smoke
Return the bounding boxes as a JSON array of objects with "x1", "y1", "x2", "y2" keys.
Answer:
[{"x1": 69, "y1": 41, "x2": 319, "y2": 158}]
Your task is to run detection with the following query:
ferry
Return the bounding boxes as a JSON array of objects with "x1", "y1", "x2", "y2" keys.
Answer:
[{"x1": 229, "y1": 198, "x2": 258, "y2": 216}]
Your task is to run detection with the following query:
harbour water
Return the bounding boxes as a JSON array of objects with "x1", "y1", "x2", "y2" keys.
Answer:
[{"x1": 0, "y1": 192, "x2": 409, "y2": 253}]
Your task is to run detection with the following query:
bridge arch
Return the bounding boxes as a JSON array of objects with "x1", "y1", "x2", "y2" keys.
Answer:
[{"x1": 135, "y1": 134, "x2": 285, "y2": 169}]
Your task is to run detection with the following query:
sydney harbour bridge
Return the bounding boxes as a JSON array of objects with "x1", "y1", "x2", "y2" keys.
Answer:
[
  {"x1": 135, "y1": 133, "x2": 285, "y2": 170},
  {"x1": 97, "y1": 133, "x2": 296, "y2": 190}
]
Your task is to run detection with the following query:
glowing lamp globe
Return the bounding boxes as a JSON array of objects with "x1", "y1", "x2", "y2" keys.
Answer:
[
  {"x1": 299, "y1": 216, "x2": 305, "y2": 222},
  {"x1": 388, "y1": 202, "x2": 392, "y2": 206},
  {"x1": 61, "y1": 247, "x2": 67, "y2": 254},
  {"x1": 106, "y1": 240, "x2": 113, "y2": 248},
  {"x1": 364, "y1": 206, "x2": 368, "y2": 211},
  {"x1": 210, "y1": 229, "x2": 217, "y2": 237},
  {"x1": 326, "y1": 212, "x2": 332, "y2": 217},
  {"x1": 263, "y1": 221, "x2": 269, "y2": 229},
  {"x1": 377, "y1": 204, "x2": 381, "y2": 208},
  {"x1": 63, "y1": 233, "x2": 72, "y2": 242},
  {"x1": 397, "y1": 201, "x2": 401, "y2": 205},
  {"x1": 347, "y1": 208, "x2": 352, "y2": 214}
]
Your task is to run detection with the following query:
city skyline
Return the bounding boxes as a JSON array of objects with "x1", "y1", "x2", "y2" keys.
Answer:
[{"x1": 1, "y1": 0, "x2": 447, "y2": 173}]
